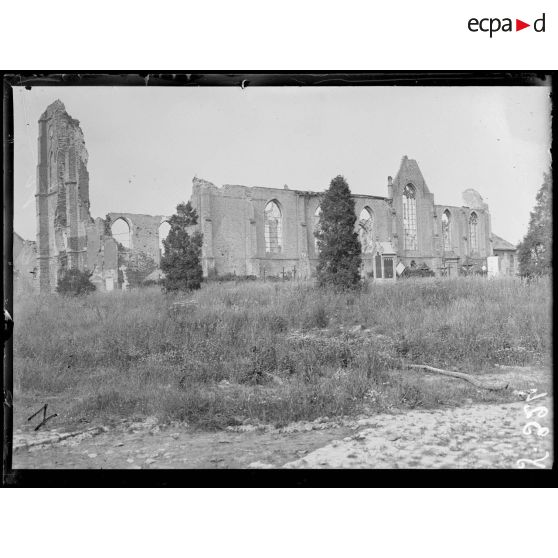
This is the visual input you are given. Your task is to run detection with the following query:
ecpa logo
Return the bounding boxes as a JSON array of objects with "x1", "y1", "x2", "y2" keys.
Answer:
[{"x1": 468, "y1": 13, "x2": 546, "y2": 37}]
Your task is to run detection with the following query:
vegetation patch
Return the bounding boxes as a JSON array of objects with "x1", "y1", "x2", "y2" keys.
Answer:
[{"x1": 14, "y1": 276, "x2": 551, "y2": 430}]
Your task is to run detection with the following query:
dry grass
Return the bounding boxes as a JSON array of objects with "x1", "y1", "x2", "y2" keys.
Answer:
[{"x1": 13, "y1": 276, "x2": 551, "y2": 429}]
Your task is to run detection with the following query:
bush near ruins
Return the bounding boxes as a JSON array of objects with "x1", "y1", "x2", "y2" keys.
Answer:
[
  {"x1": 160, "y1": 201, "x2": 203, "y2": 292},
  {"x1": 56, "y1": 268, "x2": 96, "y2": 296},
  {"x1": 400, "y1": 263, "x2": 435, "y2": 279},
  {"x1": 517, "y1": 172, "x2": 552, "y2": 278},
  {"x1": 315, "y1": 175, "x2": 362, "y2": 289}
]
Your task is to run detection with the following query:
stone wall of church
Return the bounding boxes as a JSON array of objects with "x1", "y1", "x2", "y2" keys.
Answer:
[
  {"x1": 106, "y1": 212, "x2": 168, "y2": 266},
  {"x1": 190, "y1": 178, "x2": 395, "y2": 279},
  {"x1": 190, "y1": 157, "x2": 495, "y2": 279}
]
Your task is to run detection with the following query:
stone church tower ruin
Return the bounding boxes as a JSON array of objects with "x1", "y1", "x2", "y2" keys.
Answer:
[{"x1": 36, "y1": 100, "x2": 94, "y2": 291}]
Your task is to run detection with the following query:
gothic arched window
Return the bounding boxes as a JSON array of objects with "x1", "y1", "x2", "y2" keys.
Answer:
[
  {"x1": 358, "y1": 207, "x2": 374, "y2": 254},
  {"x1": 442, "y1": 209, "x2": 451, "y2": 251},
  {"x1": 264, "y1": 201, "x2": 282, "y2": 254},
  {"x1": 469, "y1": 212, "x2": 479, "y2": 253},
  {"x1": 403, "y1": 183, "x2": 417, "y2": 250},
  {"x1": 111, "y1": 217, "x2": 131, "y2": 250}
]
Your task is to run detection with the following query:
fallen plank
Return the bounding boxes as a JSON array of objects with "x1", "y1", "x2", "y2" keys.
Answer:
[
  {"x1": 405, "y1": 363, "x2": 509, "y2": 391},
  {"x1": 13, "y1": 425, "x2": 109, "y2": 452}
]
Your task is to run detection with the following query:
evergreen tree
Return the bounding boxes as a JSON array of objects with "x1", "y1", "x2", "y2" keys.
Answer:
[
  {"x1": 517, "y1": 172, "x2": 552, "y2": 277},
  {"x1": 160, "y1": 201, "x2": 204, "y2": 291},
  {"x1": 315, "y1": 175, "x2": 362, "y2": 289}
]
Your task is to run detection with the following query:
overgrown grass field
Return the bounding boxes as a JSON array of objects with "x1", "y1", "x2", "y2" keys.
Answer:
[{"x1": 14, "y1": 276, "x2": 551, "y2": 429}]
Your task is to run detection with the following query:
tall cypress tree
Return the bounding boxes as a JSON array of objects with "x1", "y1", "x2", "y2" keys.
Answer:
[
  {"x1": 161, "y1": 201, "x2": 203, "y2": 291},
  {"x1": 315, "y1": 175, "x2": 362, "y2": 288},
  {"x1": 517, "y1": 172, "x2": 552, "y2": 277}
]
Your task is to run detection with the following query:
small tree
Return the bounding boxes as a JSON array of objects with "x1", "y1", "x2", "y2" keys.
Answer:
[
  {"x1": 160, "y1": 201, "x2": 203, "y2": 291},
  {"x1": 517, "y1": 172, "x2": 552, "y2": 277},
  {"x1": 315, "y1": 175, "x2": 362, "y2": 289},
  {"x1": 56, "y1": 268, "x2": 96, "y2": 296}
]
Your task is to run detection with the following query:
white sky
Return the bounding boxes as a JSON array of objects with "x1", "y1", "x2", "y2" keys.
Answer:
[{"x1": 13, "y1": 85, "x2": 551, "y2": 245}]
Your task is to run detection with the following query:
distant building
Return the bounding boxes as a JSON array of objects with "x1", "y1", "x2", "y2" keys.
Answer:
[{"x1": 491, "y1": 234, "x2": 518, "y2": 276}]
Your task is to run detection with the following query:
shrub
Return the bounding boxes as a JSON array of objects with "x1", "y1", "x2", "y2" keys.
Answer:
[
  {"x1": 56, "y1": 268, "x2": 96, "y2": 296},
  {"x1": 400, "y1": 263, "x2": 435, "y2": 279},
  {"x1": 301, "y1": 304, "x2": 329, "y2": 329}
]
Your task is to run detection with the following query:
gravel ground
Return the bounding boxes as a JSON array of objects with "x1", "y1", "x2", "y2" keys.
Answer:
[
  {"x1": 281, "y1": 398, "x2": 553, "y2": 469},
  {"x1": 12, "y1": 366, "x2": 552, "y2": 470}
]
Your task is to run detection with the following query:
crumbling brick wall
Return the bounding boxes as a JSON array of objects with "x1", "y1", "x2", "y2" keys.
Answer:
[
  {"x1": 34, "y1": 101, "x2": 169, "y2": 293},
  {"x1": 190, "y1": 178, "x2": 393, "y2": 279},
  {"x1": 190, "y1": 157, "x2": 496, "y2": 279},
  {"x1": 106, "y1": 213, "x2": 169, "y2": 267}
]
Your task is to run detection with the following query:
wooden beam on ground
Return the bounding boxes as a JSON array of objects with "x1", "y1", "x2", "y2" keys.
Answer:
[{"x1": 405, "y1": 363, "x2": 509, "y2": 391}]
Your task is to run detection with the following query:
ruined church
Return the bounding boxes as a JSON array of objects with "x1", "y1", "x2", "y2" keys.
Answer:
[{"x1": 22, "y1": 100, "x2": 516, "y2": 293}]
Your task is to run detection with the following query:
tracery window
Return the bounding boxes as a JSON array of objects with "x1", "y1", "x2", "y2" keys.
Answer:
[
  {"x1": 358, "y1": 207, "x2": 374, "y2": 254},
  {"x1": 403, "y1": 184, "x2": 417, "y2": 250},
  {"x1": 264, "y1": 201, "x2": 282, "y2": 254},
  {"x1": 442, "y1": 209, "x2": 451, "y2": 251},
  {"x1": 469, "y1": 212, "x2": 478, "y2": 254}
]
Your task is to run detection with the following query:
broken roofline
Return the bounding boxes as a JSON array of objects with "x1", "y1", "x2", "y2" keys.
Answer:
[{"x1": 193, "y1": 177, "x2": 389, "y2": 200}]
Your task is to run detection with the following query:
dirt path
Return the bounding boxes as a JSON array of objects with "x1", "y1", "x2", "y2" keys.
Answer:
[
  {"x1": 12, "y1": 419, "x2": 358, "y2": 469},
  {"x1": 13, "y1": 397, "x2": 552, "y2": 470},
  {"x1": 12, "y1": 366, "x2": 552, "y2": 470}
]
